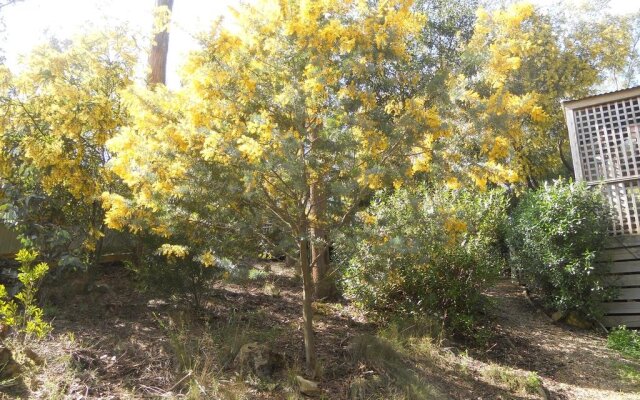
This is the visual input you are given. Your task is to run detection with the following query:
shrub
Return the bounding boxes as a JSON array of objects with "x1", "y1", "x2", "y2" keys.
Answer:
[
  {"x1": 337, "y1": 186, "x2": 508, "y2": 336},
  {"x1": 608, "y1": 326, "x2": 640, "y2": 359},
  {"x1": 126, "y1": 240, "x2": 224, "y2": 310},
  {"x1": 0, "y1": 249, "x2": 51, "y2": 340},
  {"x1": 507, "y1": 180, "x2": 612, "y2": 318}
]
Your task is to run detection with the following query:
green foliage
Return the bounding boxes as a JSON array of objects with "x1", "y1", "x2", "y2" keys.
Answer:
[
  {"x1": 507, "y1": 180, "x2": 612, "y2": 318},
  {"x1": 337, "y1": 185, "x2": 508, "y2": 336},
  {"x1": 247, "y1": 268, "x2": 268, "y2": 281},
  {"x1": 126, "y1": 246, "x2": 220, "y2": 310},
  {"x1": 0, "y1": 248, "x2": 51, "y2": 340},
  {"x1": 617, "y1": 363, "x2": 640, "y2": 385},
  {"x1": 608, "y1": 326, "x2": 640, "y2": 360}
]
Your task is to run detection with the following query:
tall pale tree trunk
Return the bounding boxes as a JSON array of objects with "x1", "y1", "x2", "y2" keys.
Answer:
[
  {"x1": 148, "y1": 0, "x2": 174, "y2": 86},
  {"x1": 132, "y1": 0, "x2": 174, "y2": 268}
]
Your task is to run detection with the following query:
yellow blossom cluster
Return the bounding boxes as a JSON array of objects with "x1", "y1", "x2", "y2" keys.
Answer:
[{"x1": 157, "y1": 244, "x2": 190, "y2": 260}]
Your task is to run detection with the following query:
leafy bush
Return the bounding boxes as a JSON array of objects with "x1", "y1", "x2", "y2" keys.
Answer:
[
  {"x1": 337, "y1": 186, "x2": 508, "y2": 336},
  {"x1": 507, "y1": 180, "x2": 612, "y2": 318},
  {"x1": 126, "y1": 241, "x2": 223, "y2": 310},
  {"x1": 608, "y1": 326, "x2": 640, "y2": 359},
  {"x1": 125, "y1": 226, "x2": 255, "y2": 310},
  {"x1": 0, "y1": 249, "x2": 51, "y2": 340}
]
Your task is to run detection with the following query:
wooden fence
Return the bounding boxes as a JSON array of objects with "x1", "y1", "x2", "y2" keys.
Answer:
[
  {"x1": 0, "y1": 224, "x2": 132, "y2": 262},
  {"x1": 600, "y1": 235, "x2": 640, "y2": 327},
  {"x1": 563, "y1": 87, "x2": 640, "y2": 327}
]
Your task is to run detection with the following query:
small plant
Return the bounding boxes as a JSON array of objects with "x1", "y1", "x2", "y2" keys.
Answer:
[
  {"x1": 248, "y1": 268, "x2": 268, "y2": 281},
  {"x1": 482, "y1": 364, "x2": 541, "y2": 394},
  {"x1": 0, "y1": 248, "x2": 51, "y2": 340},
  {"x1": 125, "y1": 240, "x2": 225, "y2": 310},
  {"x1": 608, "y1": 326, "x2": 640, "y2": 359},
  {"x1": 617, "y1": 363, "x2": 640, "y2": 385}
]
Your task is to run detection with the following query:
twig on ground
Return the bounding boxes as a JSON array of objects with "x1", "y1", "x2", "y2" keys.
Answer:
[{"x1": 168, "y1": 371, "x2": 193, "y2": 392}]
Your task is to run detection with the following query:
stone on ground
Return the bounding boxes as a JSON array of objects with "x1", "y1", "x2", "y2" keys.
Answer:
[{"x1": 233, "y1": 342, "x2": 283, "y2": 377}]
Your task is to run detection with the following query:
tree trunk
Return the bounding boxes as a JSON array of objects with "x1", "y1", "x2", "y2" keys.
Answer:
[
  {"x1": 148, "y1": 0, "x2": 174, "y2": 86},
  {"x1": 308, "y1": 127, "x2": 336, "y2": 301},
  {"x1": 558, "y1": 137, "x2": 574, "y2": 176},
  {"x1": 299, "y1": 234, "x2": 317, "y2": 374},
  {"x1": 309, "y1": 183, "x2": 336, "y2": 300}
]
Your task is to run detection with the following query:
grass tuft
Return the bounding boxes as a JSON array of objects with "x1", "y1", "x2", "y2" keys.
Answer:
[
  {"x1": 608, "y1": 326, "x2": 640, "y2": 360},
  {"x1": 482, "y1": 363, "x2": 542, "y2": 394}
]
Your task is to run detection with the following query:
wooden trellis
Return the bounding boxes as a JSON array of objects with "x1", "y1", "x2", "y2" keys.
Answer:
[{"x1": 564, "y1": 86, "x2": 640, "y2": 327}]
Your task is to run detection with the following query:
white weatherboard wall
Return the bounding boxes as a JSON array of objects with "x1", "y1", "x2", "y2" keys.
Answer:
[{"x1": 564, "y1": 86, "x2": 640, "y2": 327}]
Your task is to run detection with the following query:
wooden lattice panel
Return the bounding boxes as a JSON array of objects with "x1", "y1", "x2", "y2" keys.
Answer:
[
  {"x1": 601, "y1": 180, "x2": 640, "y2": 235},
  {"x1": 573, "y1": 98, "x2": 640, "y2": 183},
  {"x1": 565, "y1": 89, "x2": 640, "y2": 236},
  {"x1": 565, "y1": 89, "x2": 640, "y2": 325}
]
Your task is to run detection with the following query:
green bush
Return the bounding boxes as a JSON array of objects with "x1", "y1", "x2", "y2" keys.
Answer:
[
  {"x1": 336, "y1": 186, "x2": 508, "y2": 336},
  {"x1": 125, "y1": 234, "x2": 227, "y2": 310},
  {"x1": 0, "y1": 249, "x2": 51, "y2": 340},
  {"x1": 608, "y1": 326, "x2": 640, "y2": 359},
  {"x1": 507, "y1": 180, "x2": 612, "y2": 318}
]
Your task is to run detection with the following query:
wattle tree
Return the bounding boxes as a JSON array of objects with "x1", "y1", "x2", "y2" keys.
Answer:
[{"x1": 104, "y1": 0, "x2": 450, "y2": 372}]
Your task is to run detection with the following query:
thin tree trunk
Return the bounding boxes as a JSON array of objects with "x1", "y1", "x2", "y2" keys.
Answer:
[
  {"x1": 299, "y1": 231, "x2": 317, "y2": 374},
  {"x1": 558, "y1": 137, "x2": 574, "y2": 176},
  {"x1": 148, "y1": 0, "x2": 174, "y2": 86},
  {"x1": 309, "y1": 183, "x2": 335, "y2": 300},
  {"x1": 308, "y1": 129, "x2": 336, "y2": 301},
  {"x1": 130, "y1": 0, "x2": 173, "y2": 273},
  {"x1": 93, "y1": 222, "x2": 105, "y2": 267},
  {"x1": 89, "y1": 200, "x2": 106, "y2": 267}
]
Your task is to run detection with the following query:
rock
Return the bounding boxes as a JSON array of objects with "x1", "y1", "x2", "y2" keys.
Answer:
[
  {"x1": 551, "y1": 311, "x2": 566, "y2": 322},
  {"x1": 24, "y1": 348, "x2": 44, "y2": 366},
  {"x1": 0, "y1": 345, "x2": 21, "y2": 380},
  {"x1": 233, "y1": 342, "x2": 283, "y2": 377},
  {"x1": 566, "y1": 311, "x2": 592, "y2": 329},
  {"x1": 296, "y1": 375, "x2": 321, "y2": 396}
]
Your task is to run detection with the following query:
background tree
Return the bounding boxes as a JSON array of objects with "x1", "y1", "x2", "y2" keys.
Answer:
[
  {"x1": 0, "y1": 31, "x2": 135, "y2": 265},
  {"x1": 452, "y1": 2, "x2": 637, "y2": 187}
]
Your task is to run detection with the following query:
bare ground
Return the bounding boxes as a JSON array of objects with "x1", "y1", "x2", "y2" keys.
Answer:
[
  {"x1": 0, "y1": 264, "x2": 638, "y2": 399},
  {"x1": 480, "y1": 281, "x2": 640, "y2": 400}
]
